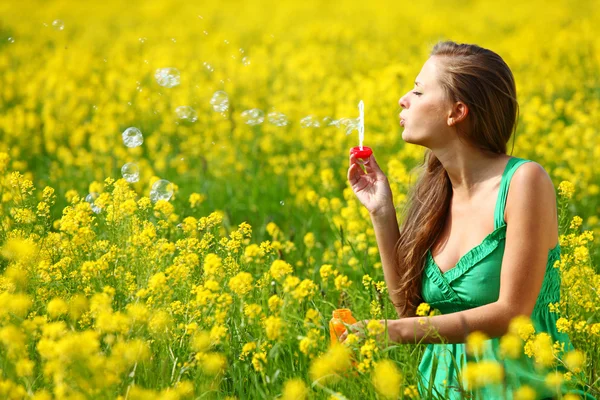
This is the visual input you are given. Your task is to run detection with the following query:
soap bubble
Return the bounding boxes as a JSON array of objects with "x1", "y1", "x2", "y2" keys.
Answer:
[
  {"x1": 150, "y1": 179, "x2": 174, "y2": 202},
  {"x1": 122, "y1": 127, "x2": 143, "y2": 148},
  {"x1": 139, "y1": 37, "x2": 147, "y2": 44},
  {"x1": 8, "y1": 37, "x2": 14, "y2": 43},
  {"x1": 85, "y1": 193, "x2": 102, "y2": 214},
  {"x1": 339, "y1": 118, "x2": 360, "y2": 135},
  {"x1": 210, "y1": 91, "x2": 229, "y2": 112},
  {"x1": 203, "y1": 62, "x2": 214, "y2": 72},
  {"x1": 175, "y1": 106, "x2": 198, "y2": 122},
  {"x1": 242, "y1": 57, "x2": 251, "y2": 66},
  {"x1": 241, "y1": 109, "x2": 264, "y2": 125},
  {"x1": 52, "y1": 19, "x2": 65, "y2": 31},
  {"x1": 280, "y1": 200, "x2": 285, "y2": 206},
  {"x1": 154, "y1": 67, "x2": 180, "y2": 88},
  {"x1": 121, "y1": 162, "x2": 140, "y2": 183},
  {"x1": 268, "y1": 111, "x2": 288, "y2": 127},
  {"x1": 300, "y1": 115, "x2": 321, "y2": 128}
]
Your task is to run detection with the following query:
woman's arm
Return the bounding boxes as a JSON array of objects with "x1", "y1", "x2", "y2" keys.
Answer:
[
  {"x1": 369, "y1": 207, "x2": 403, "y2": 316},
  {"x1": 390, "y1": 301, "x2": 513, "y2": 344}
]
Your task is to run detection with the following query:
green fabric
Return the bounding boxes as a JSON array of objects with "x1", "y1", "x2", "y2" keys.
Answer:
[{"x1": 417, "y1": 157, "x2": 596, "y2": 400}]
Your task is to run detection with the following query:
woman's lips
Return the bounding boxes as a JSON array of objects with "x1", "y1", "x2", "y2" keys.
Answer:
[{"x1": 400, "y1": 118, "x2": 405, "y2": 126}]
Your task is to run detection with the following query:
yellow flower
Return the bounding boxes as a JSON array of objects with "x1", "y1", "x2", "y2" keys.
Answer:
[
  {"x1": 240, "y1": 341, "x2": 257, "y2": 361},
  {"x1": 415, "y1": 302, "x2": 431, "y2": 316},
  {"x1": 268, "y1": 295, "x2": 284, "y2": 313},
  {"x1": 563, "y1": 349, "x2": 585, "y2": 373},
  {"x1": 545, "y1": 371, "x2": 564, "y2": 390},
  {"x1": 228, "y1": 272, "x2": 253, "y2": 296},
  {"x1": 264, "y1": 316, "x2": 284, "y2": 341},
  {"x1": 252, "y1": 351, "x2": 267, "y2": 372},
  {"x1": 270, "y1": 259, "x2": 293, "y2": 281},
  {"x1": 367, "y1": 320, "x2": 384, "y2": 337},
  {"x1": 309, "y1": 343, "x2": 352, "y2": 384},
  {"x1": 334, "y1": 274, "x2": 352, "y2": 290},
  {"x1": 463, "y1": 360, "x2": 504, "y2": 390},
  {"x1": 191, "y1": 331, "x2": 212, "y2": 352},
  {"x1": 203, "y1": 253, "x2": 223, "y2": 277},
  {"x1": 198, "y1": 352, "x2": 227, "y2": 375},
  {"x1": 499, "y1": 333, "x2": 523, "y2": 359},
  {"x1": 372, "y1": 359, "x2": 402, "y2": 399},
  {"x1": 558, "y1": 181, "x2": 575, "y2": 199},
  {"x1": 508, "y1": 315, "x2": 536, "y2": 341},
  {"x1": 556, "y1": 317, "x2": 572, "y2": 333},
  {"x1": 303, "y1": 232, "x2": 315, "y2": 249},
  {"x1": 46, "y1": 298, "x2": 69, "y2": 319},
  {"x1": 281, "y1": 378, "x2": 308, "y2": 400},
  {"x1": 319, "y1": 264, "x2": 336, "y2": 280},
  {"x1": 15, "y1": 358, "x2": 34, "y2": 377},
  {"x1": 243, "y1": 303, "x2": 263, "y2": 319},
  {"x1": 513, "y1": 385, "x2": 537, "y2": 400},
  {"x1": 1, "y1": 238, "x2": 38, "y2": 261},
  {"x1": 524, "y1": 332, "x2": 556, "y2": 367},
  {"x1": 189, "y1": 192, "x2": 206, "y2": 208},
  {"x1": 466, "y1": 330, "x2": 489, "y2": 357},
  {"x1": 570, "y1": 216, "x2": 583, "y2": 230}
]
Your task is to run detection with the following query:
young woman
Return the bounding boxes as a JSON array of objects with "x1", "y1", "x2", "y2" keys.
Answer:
[{"x1": 342, "y1": 41, "x2": 595, "y2": 399}]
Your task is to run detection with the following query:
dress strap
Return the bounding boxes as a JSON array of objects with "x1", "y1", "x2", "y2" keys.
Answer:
[{"x1": 494, "y1": 157, "x2": 532, "y2": 229}]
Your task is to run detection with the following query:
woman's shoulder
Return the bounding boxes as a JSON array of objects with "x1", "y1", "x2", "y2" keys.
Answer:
[{"x1": 505, "y1": 159, "x2": 557, "y2": 233}]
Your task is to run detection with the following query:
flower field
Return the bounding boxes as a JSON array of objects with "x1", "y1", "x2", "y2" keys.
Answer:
[{"x1": 1, "y1": 0, "x2": 600, "y2": 398}]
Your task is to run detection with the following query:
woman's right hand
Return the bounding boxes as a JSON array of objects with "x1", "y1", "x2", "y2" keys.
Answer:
[{"x1": 347, "y1": 150, "x2": 395, "y2": 216}]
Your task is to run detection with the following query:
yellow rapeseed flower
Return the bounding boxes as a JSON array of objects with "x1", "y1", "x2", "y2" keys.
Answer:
[
  {"x1": 371, "y1": 359, "x2": 402, "y2": 399},
  {"x1": 281, "y1": 378, "x2": 308, "y2": 400},
  {"x1": 466, "y1": 330, "x2": 489, "y2": 357}
]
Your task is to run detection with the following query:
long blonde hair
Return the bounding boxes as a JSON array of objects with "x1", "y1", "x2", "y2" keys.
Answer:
[{"x1": 391, "y1": 40, "x2": 519, "y2": 317}]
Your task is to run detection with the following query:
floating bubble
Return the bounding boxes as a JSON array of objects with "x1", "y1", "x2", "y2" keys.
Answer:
[
  {"x1": 339, "y1": 118, "x2": 360, "y2": 135},
  {"x1": 154, "y1": 67, "x2": 180, "y2": 88},
  {"x1": 242, "y1": 57, "x2": 251, "y2": 66},
  {"x1": 210, "y1": 91, "x2": 229, "y2": 112},
  {"x1": 241, "y1": 109, "x2": 264, "y2": 125},
  {"x1": 268, "y1": 111, "x2": 288, "y2": 127},
  {"x1": 171, "y1": 38, "x2": 177, "y2": 43},
  {"x1": 203, "y1": 30, "x2": 209, "y2": 35},
  {"x1": 224, "y1": 39, "x2": 230, "y2": 44},
  {"x1": 150, "y1": 179, "x2": 174, "y2": 202},
  {"x1": 300, "y1": 115, "x2": 321, "y2": 128},
  {"x1": 8, "y1": 37, "x2": 14, "y2": 43},
  {"x1": 175, "y1": 106, "x2": 198, "y2": 122},
  {"x1": 85, "y1": 193, "x2": 102, "y2": 214},
  {"x1": 52, "y1": 19, "x2": 65, "y2": 31},
  {"x1": 122, "y1": 127, "x2": 143, "y2": 148},
  {"x1": 239, "y1": 48, "x2": 245, "y2": 54},
  {"x1": 280, "y1": 200, "x2": 285, "y2": 206},
  {"x1": 139, "y1": 37, "x2": 147, "y2": 44},
  {"x1": 321, "y1": 117, "x2": 332, "y2": 125},
  {"x1": 121, "y1": 162, "x2": 140, "y2": 183},
  {"x1": 203, "y1": 62, "x2": 214, "y2": 72}
]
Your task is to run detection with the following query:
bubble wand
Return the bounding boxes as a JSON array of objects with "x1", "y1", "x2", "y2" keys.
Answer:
[{"x1": 350, "y1": 100, "x2": 372, "y2": 164}]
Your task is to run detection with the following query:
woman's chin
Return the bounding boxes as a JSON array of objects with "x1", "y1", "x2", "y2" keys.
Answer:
[{"x1": 401, "y1": 130, "x2": 427, "y2": 146}]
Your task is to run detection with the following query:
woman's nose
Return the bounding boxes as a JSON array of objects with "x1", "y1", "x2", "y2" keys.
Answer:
[{"x1": 399, "y1": 95, "x2": 408, "y2": 109}]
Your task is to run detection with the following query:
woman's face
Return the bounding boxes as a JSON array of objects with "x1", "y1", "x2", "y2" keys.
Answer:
[{"x1": 399, "y1": 56, "x2": 455, "y2": 148}]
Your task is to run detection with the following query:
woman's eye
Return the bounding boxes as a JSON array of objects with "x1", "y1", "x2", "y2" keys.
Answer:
[{"x1": 412, "y1": 91, "x2": 422, "y2": 96}]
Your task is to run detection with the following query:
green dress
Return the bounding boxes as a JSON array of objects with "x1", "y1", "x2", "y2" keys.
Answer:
[{"x1": 417, "y1": 157, "x2": 595, "y2": 400}]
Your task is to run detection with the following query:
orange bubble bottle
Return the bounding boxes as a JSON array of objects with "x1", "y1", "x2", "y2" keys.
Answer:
[{"x1": 329, "y1": 308, "x2": 358, "y2": 344}]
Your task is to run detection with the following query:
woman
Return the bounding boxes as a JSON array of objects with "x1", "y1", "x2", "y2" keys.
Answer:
[{"x1": 341, "y1": 41, "x2": 595, "y2": 399}]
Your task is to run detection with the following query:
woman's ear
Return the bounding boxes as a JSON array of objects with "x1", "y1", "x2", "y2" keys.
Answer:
[{"x1": 448, "y1": 101, "x2": 469, "y2": 126}]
